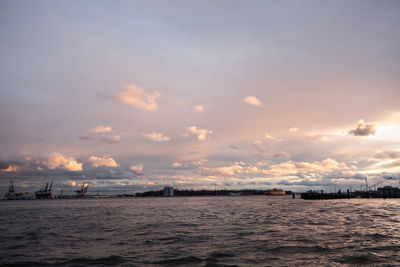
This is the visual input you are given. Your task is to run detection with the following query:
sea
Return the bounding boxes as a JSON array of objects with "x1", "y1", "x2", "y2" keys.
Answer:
[{"x1": 0, "y1": 196, "x2": 399, "y2": 266}]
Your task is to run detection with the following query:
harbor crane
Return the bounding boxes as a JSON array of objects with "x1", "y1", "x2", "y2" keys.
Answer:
[
  {"x1": 35, "y1": 180, "x2": 53, "y2": 199},
  {"x1": 373, "y1": 176, "x2": 400, "y2": 190},
  {"x1": 75, "y1": 183, "x2": 89, "y2": 198}
]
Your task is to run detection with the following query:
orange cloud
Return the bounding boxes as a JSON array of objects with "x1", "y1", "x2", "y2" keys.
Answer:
[
  {"x1": 193, "y1": 105, "x2": 204, "y2": 112},
  {"x1": 130, "y1": 164, "x2": 144, "y2": 175},
  {"x1": 1, "y1": 164, "x2": 18, "y2": 172},
  {"x1": 88, "y1": 156, "x2": 119, "y2": 167},
  {"x1": 244, "y1": 96, "x2": 262, "y2": 107},
  {"x1": 141, "y1": 132, "x2": 170, "y2": 142},
  {"x1": 116, "y1": 84, "x2": 160, "y2": 111},
  {"x1": 265, "y1": 133, "x2": 282, "y2": 142},
  {"x1": 185, "y1": 126, "x2": 213, "y2": 141},
  {"x1": 42, "y1": 152, "x2": 82, "y2": 171},
  {"x1": 197, "y1": 158, "x2": 348, "y2": 178},
  {"x1": 88, "y1": 125, "x2": 112, "y2": 133},
  {"x1": 306, "y1": 133, "x2": 331, "y2": 143},
  {"x1": 172, "y1": 162, "x2": 182, "y2": 168}
]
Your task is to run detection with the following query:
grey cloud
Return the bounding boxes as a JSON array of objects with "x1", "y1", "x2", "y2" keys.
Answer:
[
  {"x1": 0, "y1": 159, "x2": 27, "y2": 170},
  {"x1": 100, "y1": 135, "x2": 121, "y2": 144},
  {"x1": 0, "y1": 161, "x2": 10, "y2": 169},
  {"x1": 274, "y1": 152, "x2": 291, "y2": 160},
  {"x1": 278, "y1": 179, "x2": 334, "y2": 187},
  {"x1": 0, "y1": 155, "x2": 131, "y2": 183},
  {"x1": 229, "y1": 145, "x2": 239, "y2": 150},
  {"x1": 252, "y1": 141, "x2": 268, "y2": 154},
  {"x1": 374, "y1": 151, "x2": 400, "y2": 159},
  {"x1": 383, "y1": 175, "x2": 400, "y2": 180},
  {"x1": 349, "y1": 120, "x2": 376, "y2": 136},
  {"x1": 379, "y1": 160, "x2": 400, "y2": 168},
  {"x1": 349, "y1": 173, "x2": 367, "y2": 180}
]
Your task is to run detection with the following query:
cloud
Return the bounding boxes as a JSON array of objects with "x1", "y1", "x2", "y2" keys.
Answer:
[
  {"x1": 373, "y1": 151, "x2": 400, "y2": 160},
  {"x1": 277, "y1": 179, "x2": 334, "y2": 187},
  {"x1": 192, "y1": 159, "x2": 208, "y2": 165},
  {"x1": 274, "y1": 152, "x2": 292, "y2": 160},
  {"x1": 318, "y1": 136, "x2": 331, "y2": 143},
  {"x1": 193, "y1": 105, "x2": 204, "y2": 112},
  {"x1": 88, "y1": 125, "x2": 112, "y2": 133},
  {"x1": 172, "y1": 162, "x2": 182, "y2": 168},
  {"x1": 196, "y1": 158, "x2": 348, "y2": 179},
  {"x1": 41, "y1": 152, "x2": 82, "y2": 171},
  {"x1": 289, "y1": 127, "x2": 299, "y2": 133},
  {"x1": 252, "y1": 140, "x2": 268, "y2": 154},
  {"x1": 115, "y1": 84, "x2": 160, "y2": 111},
  {"x1": 373, "y1": 160, "x2": 400, "y2": 168},
  {"x1": 101, "y1": 135, "x2": 121, "y2": 144},
  {"x1": 265, "y1": 133, "x2": 282, "y2": 142},
  {"x1": 197, "y1": 166, "x2": 238, "y2": 177},
  {"x1": 0, "y1": 164, "x2": 18, "y2": 172},
  {"x1": 244, "y1": 96, "x2": 262, "y2": 107},
  {"x1": 130, "y1": 164, "x2": 144, "y2": 175},
  {"x1": 197, "y1": 162, "x2": 271, "y2": 178},
  {"x1": 306, "y1": 133, "x2": 331, "y2": 143},
  {"x1": 185, "y1": 126, "x2": 213, "y2": 141},
  {"x1": 141, "y1": 132, "x2": 170, "y2": 142},
  {"x1": 88, "y1": 156, "x2": 119, "y2": 168},
  {"x1": 61, "y1": 180, "x2": 77, "y2": 187},
  {"x1": 229, "y1": 145, "x2": 239, "y2": 150},
  {"x1": 349, "y1": 119, "x2": 376, "y2": 136},
  {"x1": 267, "y1": 158, "x2": 347, "y2": 176}
]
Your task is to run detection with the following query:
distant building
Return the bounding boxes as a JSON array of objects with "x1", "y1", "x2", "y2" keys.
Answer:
[
  {"x1": 163, "y1": 186, "x2": 174, "y2": 197},
  {"x1": 378, "y1": 186, "x2": 400, "y2": 196}
]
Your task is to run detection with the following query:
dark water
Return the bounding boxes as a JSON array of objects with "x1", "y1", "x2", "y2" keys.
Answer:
[{"x1": 0, "y1": 196, "x2": 399, "y2": 266}]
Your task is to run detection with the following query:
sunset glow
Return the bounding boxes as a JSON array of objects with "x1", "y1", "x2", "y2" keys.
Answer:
[{"x1": 0, "y1": 0, "x2": 399, "y2": 194}]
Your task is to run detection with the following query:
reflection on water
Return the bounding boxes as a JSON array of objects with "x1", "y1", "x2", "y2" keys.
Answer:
[{"x1": 0, "y1": 196, "x2": 399, "y2": 266}]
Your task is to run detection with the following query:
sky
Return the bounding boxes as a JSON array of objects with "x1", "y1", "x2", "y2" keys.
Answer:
[{"x1": 1, "y1": 0, "x2": 400, "y2": 194}]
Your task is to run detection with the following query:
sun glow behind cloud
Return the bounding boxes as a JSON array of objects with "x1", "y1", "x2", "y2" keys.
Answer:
[{"x1": 373, "y1": 124, "x2": 400, "y2": 142}]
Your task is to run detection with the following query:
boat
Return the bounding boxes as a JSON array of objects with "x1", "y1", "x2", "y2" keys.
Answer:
[{"x1": 265, "y1": 188, "x2": 285, "y2": 195}]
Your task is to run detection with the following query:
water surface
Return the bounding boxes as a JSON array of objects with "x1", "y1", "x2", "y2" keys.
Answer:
[{"x1": 0, "y1": 196, "x2": 399, "y2": 266}]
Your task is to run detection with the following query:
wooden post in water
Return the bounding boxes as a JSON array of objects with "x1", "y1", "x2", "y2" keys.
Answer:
[{"x1": 292, "y1": 193, "x2": 295, "y2": 199}]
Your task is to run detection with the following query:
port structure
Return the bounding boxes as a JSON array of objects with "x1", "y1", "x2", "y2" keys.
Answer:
[
  {"x1": 75, "y1": 183, "x2": 89, "y2": 198},
  {"x1": 8, "y1": 180, "x2": 15, "y2": 194},
  {"x1": 35, "y1": 181, "x2": 53, "y2": 199}
]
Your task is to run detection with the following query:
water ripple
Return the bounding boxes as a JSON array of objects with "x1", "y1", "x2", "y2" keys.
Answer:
[{"x1": 0, "y1": 197, "x2": 399, "y2": 266}]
